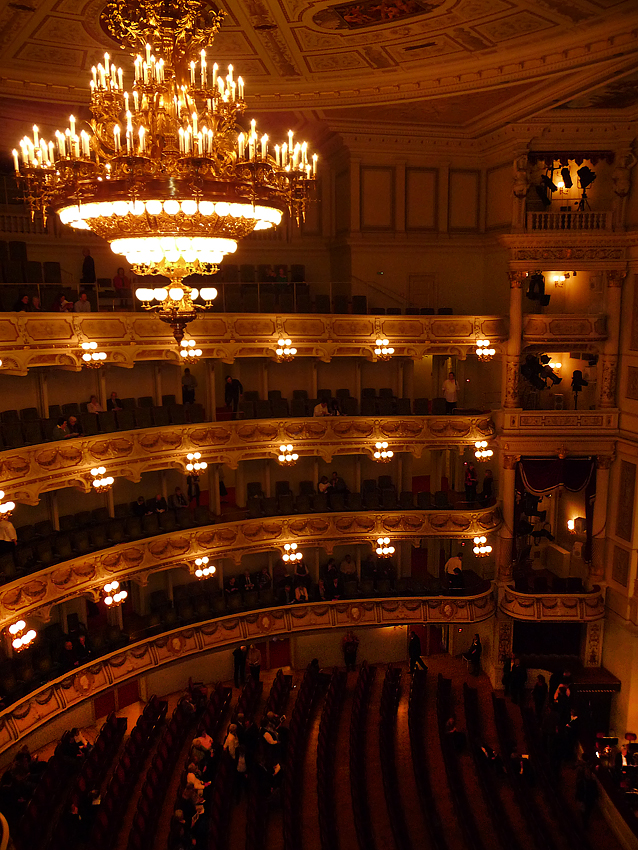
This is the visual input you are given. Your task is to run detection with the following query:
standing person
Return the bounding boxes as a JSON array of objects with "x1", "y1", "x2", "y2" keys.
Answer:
[
  {"x1": 233, "y1": 645, "x2": 247, "y2": 688},
  {"x1": 81, "y1": 249, "x2": 96, "y2": 283},
  {"x1": 464, "y1": 634, "x2": 482, "y2": 675},
  {"x1": 409, "y1": 630, "x2": 427, "y2": 674},
  {"x1": 182, "y1": 368, "x2": 197, "y2": 404},
  {"x1": 0, "y1": 516, "x2": 17, "y2": 555},
  {"x1": 225, "y1": 375, "x2": 243, "y2": 417},
  {"x1": 342, "y1": 630, "x2": 359, "y2": 671},
  {"x1": 442, "y1": 371, "x2": 459, "y2": 414},
  {"x1": 444, "y1": 551, "x2": 464, "y2": 589},
  {"x1": 510, "y1": 656, "x2": 527, "y2": 705},
  {"x1": 533, "y1": 674, "x2": 548, "y2": 721},
  {"x1": 74, "y1": 291, "x2": 91, "y2": 312},
  {"x1": 112, "y1": 267, "x2": 130, "y2": 306},
  {"x1": 247, "y1": 644, "x2": 261, "y2": 682},
  {"x1": 480, "y1": 469, "x2": 494, "y2": 505},
  {"x1": 464, "y1": 462, "x2": 478, "y2": 504},
  {"x1": 187, "y1": 474, "x2": 201, "y2": 506}
]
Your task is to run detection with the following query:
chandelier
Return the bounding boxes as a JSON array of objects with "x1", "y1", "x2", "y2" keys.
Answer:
[
  {"x1": 375, "y1": 537, "x2": 395, "y2": 557},
  {"x1": 277, "y1": 444, "x2": 299, "y2": 466},
  {"x1": 0, "y1": 491, "x2": 15, "y2": 518},
  {"x1": 476, "y1": 340, "x2": 495, "y2": 361},
  {"x1": 186, "y1": 452, "x2": 207, "y2": 475},
  {"x1": 80, "y1": 341, "x2": 107, "y2": 367},
  {"x1": 276, "y1": 338, "x2": 297, "y2": 362},
  {"x1": 9, "y1": 620, "x2": 36, "y2": 652},
  {"x1": 283, "y1": 543, "x2": 302, "y2": 563},
  {"x1": 194, "y1": 556, "x2": 216, "y2": 578},
  {"x1": 103, "y1": 580, "x2": 127, "y2": 606},
  {"x1": 180, "y1": 339, "x2": 203, "y2": 359},
  {"x1": 91, "y1": 466, "x2": 115, "y2": 491},
  {"x1": 474, "y1": 441, "x2": 493, "y2": 461},
  {"x1": 374, "y1": 338, "x2": 394, "y2": 360},
  {"x1": 12, "y1": 0, "x2": 316, "y2": 343},
  {"x1": 373, "y1": 441, "x2": 394, "y2": 462},
  {"x1": 472, "y1": 536, "x2": 492, "y2": 557}
]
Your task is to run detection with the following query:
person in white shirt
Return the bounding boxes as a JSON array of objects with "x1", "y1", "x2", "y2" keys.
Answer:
[
  {"x1": 444, "y1": 552, "x2": 463, "y2": 588},
  {"x1": 314, "y1": 400, "x2": 329, "y2": 417},
  {"x1": 223, "y1": 724, "x2": 239, "y2": 759},
  {"x1": 87, "y1": 394, "x2": 103, "y2": 414},
  {"x1": 442, "y1": 371, "x2": 459, "y2": 414},
  {"x1": 0, "y1": 518, "x2": 17, "y2": 555}
]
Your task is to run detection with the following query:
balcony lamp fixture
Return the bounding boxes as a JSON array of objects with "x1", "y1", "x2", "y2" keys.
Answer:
[
  {"x1": 476, "y1": 339, "x2": 495, "y2": 360},
  {"x1": 11, "y1": 0, "x2": 316, "y2": 346},
  {"x1": 180, "y1": 339, "x2": 202, "y2": 358},
  {"x1": 277, "y1": 444, "x2": 298, "y2": 466},
  {"x1": 283, "y1": 543, "x2": 302, "y2": 562},
  {"x1": 548, "y1": 361, "x2": 562, "y2": 370},
  {"x1": 195, "y1": 556, "x2": 216, "y2": 578},
  {"x1": 0, "y1": 491, "x2": 15, "y2": 518},
  {"x1": 91, "y1": 466, "x2": 114, "y2": 491},
  {"x1": 552, "y1": 273, "x2": 570, "y2": 287},
  {"x1": 375, "y1": 537, "x2": 395, "y2": 557},
  {"x1": 567, "y1": 519, "x2": 575, "y2": 532},
  {"x1": 374, "y1": 339, "x2": 394, "y2": 360},
  {"x1": 81, "y1": 340, "x2": 107, "y2": 367},
  {"x1": 276, "y1": 338, "x2": 297, "y2": 361},
  {"x1": 104, "y1": 580, "x2": 127, "y2": 606},
  {"x1": 373, "y1": 441, "x2": 394, "y2": 462},
  {"x1": 8, "y1": 620, "x2": 36, "y2": 652},
  {"x1": 474, "y1": 441, "x2": 493, "y2": 461},
  {"x1": 186, "y1": 452, "x2": 207, "y2": 475},
  {"x1": 473, "y1": 536, "x2": 492, "y2": 557}
]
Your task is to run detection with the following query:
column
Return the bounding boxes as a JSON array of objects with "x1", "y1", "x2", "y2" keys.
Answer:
[
  {"x1": 207, "y1": 362, "x2": 216, "y2": 421},
  {"x1": 311, "y1": 362, "x2": 318, "y2": 399},
  {"x1": 355, "y1": 457, "x2": 361, "y2": 493},
  {"x1": 396, "y1": 160, "x2": 406, "y2": 233},
  {"x1": 36, "y1": 372, "x2": 48, "y2": 418},
  {"x1": 496, "y1": 453, "x2": 518, "y2": 582},
  {"x1": 403, "y1": 359, "x2": 414, "y2": 402},
  {"x1": 590, "y1": 455, "x2": 612, "y2": 581},
  {"x1": 355, "y1": 361, "x2": 362, "y2": 403},
  {"x1": 211, "y1": 466, "x2": 221, "y2": 517},
  {"x1": 235, "y1": 463, "x2": 245, "y2": 508},
  {"x1": 261, "y1": 360, "x2": 269, "y2": 401},
  {"x1": 98, "y1": 368, "x2": 107, "y2": 408},
  {"x1": 503, "y1": 271, "x2": 524, "y2": 409},
  {"x1": 153, "y1": 364, "x2": 162, "y2": 406},
  {"x1": 264, "y1": 460, "x2": 271, "y2": 498},
  {"x1": 598, "y1": 270, "x2": 625, "y2": 408},
  {"x1": 402, "y1": 454, "x2": 413, "y2": 493},
  {"x1": 350, "y1": 158, "x2": 361, "y2": 235}
]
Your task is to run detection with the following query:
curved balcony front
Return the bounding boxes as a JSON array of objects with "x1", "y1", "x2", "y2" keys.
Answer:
[
  {"x1": 523, "y1": 313, "x2": 607, "y2": 348},
  {"x1": 0, "y1": 415, "x2": 496, "y2": 504},
  {"x1": 499, "y1": 584, "x2": 605, "y2": 622}
]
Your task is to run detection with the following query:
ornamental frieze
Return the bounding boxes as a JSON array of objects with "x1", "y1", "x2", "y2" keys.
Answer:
[{"x1": 499, "y1": 586, "x2": 605, "y2": 622}]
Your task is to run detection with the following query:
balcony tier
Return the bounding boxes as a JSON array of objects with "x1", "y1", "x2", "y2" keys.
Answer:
[
  {"x1": 523, "y1": 313, "x2": 607, "y2": 346},
  {"x1": 500, "y1": 585, "x2": 605, "y2": 622}
]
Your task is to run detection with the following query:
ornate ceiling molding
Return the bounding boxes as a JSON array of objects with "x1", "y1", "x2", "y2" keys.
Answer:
[
  {"x1": 0, "y1": 506, "x2": 502, "y2": 627},
  {"x1": 500, "y1": 585, "x2": 605, "y2": 622}
]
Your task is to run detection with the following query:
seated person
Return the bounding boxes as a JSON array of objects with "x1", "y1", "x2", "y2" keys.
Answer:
[
  {"x1": 329, "y1": 399, "x2": 341, "y2": 416},
  {"x1": 133, "y1": 495, "x2": 152, "y2": 518},
  {"x1": 257, "y1": 567, "x2": 272, "y2": 591},
  {"x1": 339, "y1": 554, "x2": 357, "y2": 578},
  {"x1": 60, "y1": 639, "x2": 77, "y2": 670},
  {"x1": 87, "y1": 394, "x2": 103, "y2": 414},
  {"x1": 225, "y1": 576, "x2": 240, "y2": 596},
  {"x1": 325, "y1": 574, "x2": 344, "y2": 600},
  {"x1": 293, "y1": 562, "x2": 311, "y2": 602},
  {"x1": 106, "y1": 391, "x2": 123, "y2": 411},
  {"x1": 67, "y1": 415, "x2": 83, "y2": 436},
  {"x1": 313, "y1": 400, "x2": 329, "y2": 417},
  {"x1": 75, "y1": 634, "x2": 92, "y2": 665},
  {"x1": 324, "y1": 558, "x2": 339, "y2": 581},
  {"x1": 330, "y1": 471, "x2": 348, "y2": 493},
  {"x1": 171, "y1": 486, "x2": 189, "y2": 509},
  {"x1": 318, "y1": 476, "x2": 330, "y2": 494},
  {"x1": 278, "y1": 581, "x2": 295, "y2": 605},
  {"x1": 242, "y1": 570, "x2": 255, "y2": 592},
  {"x1": 53, "y1": 417, "x2": 70, "y2": 440},
  {"x1": 153, "y1": 493, "x2": 167, "y2": 513}
]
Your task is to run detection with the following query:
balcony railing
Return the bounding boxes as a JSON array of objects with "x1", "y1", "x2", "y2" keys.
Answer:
[
  {"x1": 499, "y1": 584, "x2": 605, "y2": 621},
  {"x1": 523, "y1": 313, "x2": 607, "y2": 345},
  {"x1": 502, "y1": 409, "x2": 618, "y2": 433},
  {"x1": 526, "y1": 211, "x2": 612, "y2": 232}
]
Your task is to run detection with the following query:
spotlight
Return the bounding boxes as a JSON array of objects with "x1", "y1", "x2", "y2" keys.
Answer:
[
  {"x1": 527, "y1": 272, "x2": 545, "y2": 302},
  {"x1": 560, "y1": 167, "x2": 573, "y2": 189},
  {"x1": 577, "y1": 166, "x2": 596, "y2": 190},
  {"x1": 571, "y1": 369, "x2": 588, "y2": 408},
  {"x1": 535, "y1": 184, "x2": 551, "y2": 208},
  {"x1": 541, "y1": 174, "x2": 558, "y2": 193},
  {"x1": 520, "y1": 355, "x2": 547, "y2": 391}
]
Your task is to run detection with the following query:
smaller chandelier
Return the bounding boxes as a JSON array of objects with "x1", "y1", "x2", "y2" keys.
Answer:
[
  {"x1": 277, "y1": 444, "x2": 299, "y2": 466},
  {"x1": 9, "y1": 620, "x2": 36, "y2": 652},
  {"x1": 186, "y1": 452, "x2": 208, "y2": 475},
  {"x1": 473, "y1": 536, "x2": 492, "y2": 557},
  {"x1": 195, "y1": 556, "x2": 216, "y2": 578},
  {"x1": 180, "y1": 339, "x2": 202, "y2": 359},
  {"x1": 373, "y1": 441, "x2": 394, "y2": 462},
  {"x1": 276, "y1": 338, "x2": 297, "y2": 362},
  {"x1": 104, "y1": 580, "x2": 127, "y2": 606},
  {"x1": 0, "y1": 491, "x2": 15, "y2": 518},
  {"x1": 476, "y1": 339, "x2": 495, "y2": 361},
  {"x1": 283, "y1": 543, "x2": 302, "y2": 562},
  {"x1": 474, "y1": 441, "x2": 493, "y2": 461},
  {"x1": 135, "y1": 284, "x2": 218, "y2": 345},
  {"x1": 374, "y1": 338, "x2": 394, "y2": 360},
  {"x1": 91, "y1": 467, "x2": 114, "y2": 491},
  {"x1": 81, "y1": 341, "x2": 107, "y2": 367},
  {"x1": 375, "y1": 537, "x2": 395, "y2": 557}
]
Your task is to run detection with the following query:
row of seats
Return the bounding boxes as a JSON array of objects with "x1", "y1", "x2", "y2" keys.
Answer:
[
  {"x1": 317, "y1": 668, "x2": 347, "y2": 850},
  {"x1": 349, "y1": 662, "x2": 377, "y2": 850},
  {"x1": 379, "y1": 666, "x2": 410, "y2": 850}
]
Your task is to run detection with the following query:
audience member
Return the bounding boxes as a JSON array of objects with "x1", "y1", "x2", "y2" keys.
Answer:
[
  {"x1": 463, "y1": 634, "x2": 482, "y2": 675},
  {"x1": 442, "y1": 371, "x2": 459, "y2": 413},
  {"x1": 278, "y1": 581, "x2": 295, "y2": 605},
  {"x1": 501, "y1": 651, "x2": 513, "y2": 696},
  {"x1": 444, "y1": 715, "x2": 467, "y2": 752},
  {"x1": 225, "y1": 375, "x2": 243, "y2": 416},
  {"x1": 53, "y1": 417, "x2": 71, "y2": 440},
  {"x1": 233, "y1": 645, "x2": 247, "y2": 687},
  {"x1": 329, "y1": 399, "x2": 341, "y2": 416},
  {"x1": 242, "y1": 570, "x2": 255, "y2": 592},
  {"x1": 464, "y1": 462, "x2": 478, "y2": 503},
  {"x1": 0, "y1": 517, "x2": 18, "y2": 555},
  {"x1": 317, "y1": 579, "x2": 327, "y2": 601},
  {"x1": 67, "y1": 415, "x2": 82, "y2": 436},
  {"x1": 444, "y1": 551, "x2": 464, "y2": 588},
  {"x1": 318, "y1": 475, "x2": 330, "y2": 494},
  {"x1": 330, "y1": 471, "x2": 348, "y2": 493},
  {"x1": 87, "y1": 394, "x2": 103, "y2": 414},
  {"x1": 225, "y1": 576, "x2": 240, "y2": 597},
  {"x1": 342, "y1": 630, "x2": 359, "y2": 671},
  {"x1": 30, "y1": 295, "x2": 42, "y2": 312},
  {"x1": 75, "y1": 634, "x2": 92, "y2": 665},
  {"x1": 314, "y1": 399, "x2": 329, "y2": 417},
  {"x1": 509, "y1": 656, "x2": 527, "y2": 704},
  {"x1": 480, "y1": 469, "x2": 494, "y2": 505},
  {"x1": 153, "y1": 493, "x2": 167, "y2": 513},
  {"x1": 575, "y1": 762, "x2": 598, "y2": 826},
  {"x1": 106, "y1": 391, "x2": 123, "y2": 411},
  {"x1": 13, "y1": 294, "x2": 30, "y2": 311},
  {"x1": 276, "y1": 267, "x2": 288, "y2": 282},
  {"x1": 53, "y1": 293, "x2": 73, "y2": 312},
  {"x1": 409, "y1": 630, "x2": 427, "y2": 674},
  {"x1": 187, "y1": 474, "x2": 201, "y2": 506},
  {"x1": 235, "y1": 745, "x2": 248, "y2": 802},
  {"x1": 182, "y1": 368, "x2": 197, "y2": 404},
  {"x1": 293, "y1": 562, "x2": 310, "y2": 602},
  {"x1": 326, "y1": 574, "x2": 344, "y2": 600},
  {"x1": 113, "y1": 267, "x2": 130, "y2": 305},
  {"x1": 171, "y1": 486, "x2": 188, "y2": 508},
  {"x1": 533, "y1": 674, "x2": 548, "y2": 720},
  {"x1": 339, "y1": 554, "x2": 357, "y2": 578},
  {"x1": 60, "y1": 640, "x2": 78, "y2": 670},
  {"x1": 133, "y1": 495, "x2": 152, "y2": 518},
  {"x1": 74, "y1": 291, "x2": 91, "y2": 313},
  {"x1": 247, "y1": 644, "x2": 262, "y2": 682},
  {"x1": 81, "y1": 248, "x2": 96, "y2": 283},
  {"x1": 257, "y1": 567, "x2": 272, "y2": 592}
]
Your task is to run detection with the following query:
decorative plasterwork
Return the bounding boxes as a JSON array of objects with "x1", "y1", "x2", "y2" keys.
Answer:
[
  {"x1": 0, "y1": 415, "x2": 496, "y2": 503},
  {"x1": 501, "y1": 410, "x2": 618, "y2": 438},
  {"x1": 522, "y1": 314, "x2": 607, "y2": 347},
  {"x1": 500, "y1": 585, "x2": 605, "y2": 622},
  {"x1": 499, "y1": 231, "x2": 634, "y2": 268},
  {"x1": 0, "y1": 507, "x2": 501, "y2": 627},
  {"x1": 0, "y1": 587, "x2": 495, "y2": 755},
  {"x1": 0, "y1": 314, "x2": 509, "y2": 373}
]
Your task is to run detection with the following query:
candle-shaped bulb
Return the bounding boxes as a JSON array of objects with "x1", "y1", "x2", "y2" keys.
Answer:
[{"x1": 69, "y1": 115, "x2": 76, "y2": 135}]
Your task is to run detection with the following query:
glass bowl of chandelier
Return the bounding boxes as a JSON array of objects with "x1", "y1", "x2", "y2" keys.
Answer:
[
  {"x1": 474, "y1": 441, "x2": 493, "y2": 460},
  {"x1": 277, "y1": 444, "x2": 298, "y2": 466},
  {"x1": 375, "y1": 537, "x2": 395, "y2": 557},
  {"x1": 473, "y1": 536, "x2": 492, "y2": 557},
  {"x1": 476, "y1": 340, "x2": 495, "y2": 360},
  {"x1": 9, "y1": 621, "x2": 36, "y2": 651},
  {"x1": 374, "y1": 441, "x2": 394, "y2": 461}
]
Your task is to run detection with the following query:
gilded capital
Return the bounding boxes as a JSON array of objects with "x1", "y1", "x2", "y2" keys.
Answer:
[
  {"x1": 596, "y1": 455, "x2": 613, "y2": 470},
  {"x1": 508, "y1": 271, "x2": 525, "y2": 289},
  {"x1": 502, "y1": 454, "x2": 519, "y2": 470},
  {"x1": 607, "y1": 270, "x2": 627, "y2": 288}
]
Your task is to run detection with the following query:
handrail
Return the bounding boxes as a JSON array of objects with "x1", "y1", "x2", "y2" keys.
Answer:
[
  {"x1": 0, "y1": 812, "x2": 8, "y2": 850},
  {"x1": 351, "y1": 274, "x2": 406, "y2": 307}
]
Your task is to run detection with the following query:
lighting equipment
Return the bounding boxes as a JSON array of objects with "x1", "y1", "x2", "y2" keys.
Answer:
[
  {"x1": 0, "y1": 491, "x2": 15, "y2": 518},
  {"x1": 571, "y1": 370, "x2": 588, "y2": 409},
  {"x1": 567, "y1": 519, "x2": 575, "y2": 532},
  {"x1": 277, "y1": 444, "x2": 299, "y2": 466},
  {"x1": 12, "y1": 0, "x2": 317, "y2": 345},
  {"x1": 476, "y1": 339, "x2": 495, "y2": 360},
  {"x1": 375, "y1": 537, "x2": 395, "y2": 557},
  {"x1": 8, "y1": 620, "x2": 36, "y2": 652},
  {"x1": 180, "y1": 339, "x2": 202, "y2": 359},
  {"x1": 473, "y1": 536, "x2": 492, "y2": 557},
  {"x1": 521, "y1": 355, "x2": 548, "y2": 391},
  {"x1": 91, "y1": 466, "x2": 114, "y2": 492},
  {"x1": 577, "y1": 166, "x2": 596, "y2": 190},
  {"x1": 186, "y1": 452, "x2": 207, "y2": 475},
  {"x1": 195, "y1": 556, "x2": 216, "y2": 578},
  {"x1": 526, "y1": 272, "x2": 550, "y2": 306},
  {"x1": 374, "y1": 339, "x2": 394, "y2": 360},
  {"x1": 539, "y1": 355, "x2": 562, "y2": 385},
  {"x1": 542, "y1": 174, "x2": 558, "y2": 193},
  {"x1": 103, "y1": 580, "x2": 127, "y2": 606},
  {"x1": 283, "y1": 543, "x2": 302, "y2": 562},
  {"x1": 275, "y1": 338, "x2": 297, "y2": 362},
  {"x1": 373, "y1": 441, "x2": 394, "y2": 461},
  {"x1": 81, "y1": 341, "x2": 107, "y2": 367},
  {"x1": 560, "y1": 167, "x2": 573, "y2": 189},
  {"x1": 474, "y1": 441, "x2": 493, "y2": 461}
]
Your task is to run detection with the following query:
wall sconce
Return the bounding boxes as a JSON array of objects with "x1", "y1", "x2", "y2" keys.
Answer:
[
  {"x1": 374, "y1": 338, "x2": 394, "y2": 360},
  {"x1": 373, "y1": 441, "x2": 394, "y2": 461},
  {"x1": 195, "y1": 556, "x2": 216, "y2": 578},
  {"x1": 91, "y1": 467, "x2": 114, "y2": 492},
  {"x1": 8, "y1": 620, "x2": 36, "y2": 651},
  {"x1": 474, "y1": 441, "x2": 493, "y2": 461},
  {"x1": 375, "y1": 536, "x2": 395, "y2": 557},
  {"x1": 104, "y1": 580, "x2": 127, "y2": 606},
  {"x1": 476, "y1": 340, "x2": 495, "y2": 360},
  {"x1": 180, "y1": 339, "x2": 202, "y2": 359},
  {"x1": 186, "y1": 452, "x2": 207, "y2": 475},
  {"x1": 277, "y1": 444, "x2": 298, "y2": 466},
  {"x1": 81, "y1": 340, "x2": 107, "y2": 367},
  {"x1": 283, "y1": 543, "x2": 302, "y2": 562},
  {"x1": 473, "y1": 536, "x2": 492, "y2": 556}
]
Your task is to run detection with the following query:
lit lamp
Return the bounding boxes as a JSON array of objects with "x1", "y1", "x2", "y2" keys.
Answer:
[
  {"x1": 373, "y1": 441, "x2": 394, "y2": 462},
  {"x1": 81, "y1": 341, "x2": 107, "y2": 367},
  {"x1": 91, "y1": 466, "x2": 114, "y2": 491},
  {"x1": 374, "y1": 339, "x2": 394, "y2": 360},
  {"x1": 180, "y1": 339, "x2": 202, "y2": 358},
  {"x1": 8, "y1": 620, "x2": 36, "y2": 652},
  {"x1": 548, "y1": 360, "x2": 562, "y2": 370},
  {"x1": 282, "y1": 543, "x2": 302, "y2": 562},
  {"x1": 473, "y1": 536, "x2": 492, "y2": 557},
  {"x1": 375, "y1": 537, "x2": 395, "y2": 557},
  {"x1": 476, "y1": 340, "x2": 495, "y2": 361},
  {"x1": 186, "y1": 452, "x2": 207, "y2": 475},
  {"x1": 277, "y1": 444, "x2": 298, "y2": 466},
  {"x1": 195, "y1": 556, "x2": 216, "y2": 578},
  {"x1": 103, "y1": 580, "x2": 127, "y2": 606},
  {"x1": 474, "y1": 441, "x2": 493, "y2": 461},
  {"x1": 0, "y1": 491, "x2": 16, "y2": 518},
  {"x1": 275, "y1": 338, "x2": 296, "y2": 362}
]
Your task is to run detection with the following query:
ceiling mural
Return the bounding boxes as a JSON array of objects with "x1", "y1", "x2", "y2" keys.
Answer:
[
  {"x1": 556, "y1": 68, "x2": 638, "y2": 110},
  {"x1": 313, "y1": 0, "x2": 445, "y2": 30}
]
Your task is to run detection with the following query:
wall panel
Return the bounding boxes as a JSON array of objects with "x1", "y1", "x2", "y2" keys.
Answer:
[
  {"x1": 486, "y1": 164, "x2": 512, "y2": 229},
  {"x1": 361, "y1": 166, "x2": 394, "y2": 230},
  {"x1": 406, "y1": 168, "x2": 437, "y2": 231},
  {"x1": 448, "y1": 169, "x2": 480, "y2": 231}
]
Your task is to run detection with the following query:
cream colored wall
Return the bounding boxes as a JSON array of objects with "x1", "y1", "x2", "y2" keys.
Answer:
[{"x1": 603, "y1": 614, "x2": 638, "y2": 736}]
